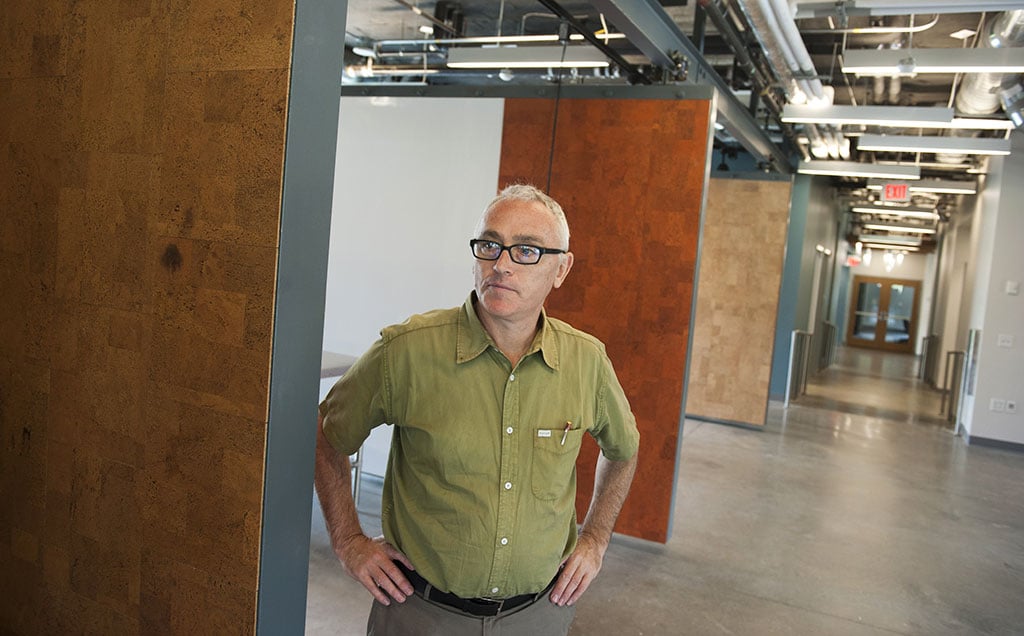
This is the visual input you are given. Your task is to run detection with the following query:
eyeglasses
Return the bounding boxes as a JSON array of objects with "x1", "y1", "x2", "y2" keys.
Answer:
[{"x1": 469, "y1": 239, "x2": 565, "y2": 265}]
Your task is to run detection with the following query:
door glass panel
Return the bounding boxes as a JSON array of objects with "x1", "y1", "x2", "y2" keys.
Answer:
[
  {"x1": 852, "y1": 283, "x2": 882, "y2": 341},
  {"x1": 885, "y1": 283, "x2": 915, "y2": 343}
]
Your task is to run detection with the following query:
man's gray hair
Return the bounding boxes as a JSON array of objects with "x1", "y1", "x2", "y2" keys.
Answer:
[{"x1": 478, "y1": 184, "x2": 571, "y2": 250}]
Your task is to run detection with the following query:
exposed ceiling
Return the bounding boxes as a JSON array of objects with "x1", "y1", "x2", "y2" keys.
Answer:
[{"x1": 340, "y1": 1, "x2": 1024, "y2": 253}]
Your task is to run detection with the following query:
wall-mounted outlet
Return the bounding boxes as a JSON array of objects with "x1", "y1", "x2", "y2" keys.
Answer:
[
  {"x1": 1007, "y1": 400, "x2": 1018, "y2": 414},
  {"x1": 997, "y1": 334, "x2": 1015, "y2": 348},
  {"x1": 990, "y1": 398, "x2": 1007, "y2": 412}
]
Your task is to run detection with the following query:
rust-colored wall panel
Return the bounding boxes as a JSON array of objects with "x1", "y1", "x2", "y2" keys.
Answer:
[
  {"x1": 499, "y1": 98, "x2": 711, "y2": 543},
  {"x1": 686, "y1": 178, "x2": 792, "y2": 426},
  {"x1": 0, "y1": 1, "x2": 294, "y2": 633}
]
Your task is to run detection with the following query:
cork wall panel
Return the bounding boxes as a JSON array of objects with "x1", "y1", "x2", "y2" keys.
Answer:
[
  {"x1": 686, "y1": 177, "x2": 793, "y2": 426},
  {"x1": 0, "y1": 1, "x2": 294, "y2": 633},
  {"x1": 499, "y1": 98, "x2": 711, "y2": 543}
]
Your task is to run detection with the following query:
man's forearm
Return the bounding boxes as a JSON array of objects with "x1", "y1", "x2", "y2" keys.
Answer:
[
  {"x1": 314, "y1": 416, "x2": 364, "y2": 552},
  {"x1": 579, "y1": 453, "x2": 638, "y2": 549}
]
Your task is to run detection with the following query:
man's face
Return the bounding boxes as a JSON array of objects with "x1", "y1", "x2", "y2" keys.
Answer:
[{"x1": 473, "y1": 199, "x2": 573, "y2": 327}]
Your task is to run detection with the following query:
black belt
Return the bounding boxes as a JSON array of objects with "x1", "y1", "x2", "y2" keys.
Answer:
[{"x1": 395, "y1": 561, "x2": 547, "y2": 618}]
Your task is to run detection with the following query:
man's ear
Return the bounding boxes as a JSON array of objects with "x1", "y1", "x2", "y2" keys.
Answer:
[{"x1": 553, "y1": 252, "x2": 574, "y2": 288}]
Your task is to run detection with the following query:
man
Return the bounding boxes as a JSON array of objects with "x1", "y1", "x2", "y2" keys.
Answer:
[{"x1": 315, "y1": 184, "x2": 639, "y2": 635}]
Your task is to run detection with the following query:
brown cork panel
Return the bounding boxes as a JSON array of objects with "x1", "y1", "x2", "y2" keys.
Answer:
[
  {"x1": 499, "y1": 98, "x2": 712, "y2": 543},
  {"x1": 0, "y1": 1, "x2": 294, "y2": 632},
  {"x1": 168, "y1": 0, "x2": 296, "y2": 72},
  {"x1": 686, "y1": 178, "x2": 792, "y2": 426}
]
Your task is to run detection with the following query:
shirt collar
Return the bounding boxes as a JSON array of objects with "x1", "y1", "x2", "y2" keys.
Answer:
[{"x1": 457, "y1": 292, "x2": 560, "y2": 370}]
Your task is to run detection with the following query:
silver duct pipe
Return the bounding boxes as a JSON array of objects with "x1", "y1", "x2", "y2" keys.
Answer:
[
  {"x1": 956, "y1": 11, "x2": 1024, "y2": 115},
  {"x1": 938, "y1": 10, "x2": 1024, "y2": 160}
]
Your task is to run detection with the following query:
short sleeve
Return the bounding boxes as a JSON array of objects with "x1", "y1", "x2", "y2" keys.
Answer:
[
  {"x1": 318, "y1": 338, "x2": 390, "y2": 455},
  {"x1": 590, "y1": 355, "x2": 640, "y2": 462}
]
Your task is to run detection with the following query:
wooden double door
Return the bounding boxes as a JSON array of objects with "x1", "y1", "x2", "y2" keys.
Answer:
[{"x1": 846, "y1": 276, "x2": 921, "y2": 353}]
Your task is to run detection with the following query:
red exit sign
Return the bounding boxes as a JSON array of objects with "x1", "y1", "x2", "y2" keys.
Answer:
[{"x1": 882, "y1": 182, "x2": 910, "y2": 202}]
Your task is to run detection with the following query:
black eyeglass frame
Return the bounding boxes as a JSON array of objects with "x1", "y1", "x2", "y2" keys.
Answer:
[{"x1": 469, "y1": 239, "x2": 566, "y2": 265}]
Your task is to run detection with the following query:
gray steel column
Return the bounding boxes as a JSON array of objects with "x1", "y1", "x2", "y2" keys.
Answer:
[{"x1": 258, "y1": 0, "x2": 347, "y2": 633}]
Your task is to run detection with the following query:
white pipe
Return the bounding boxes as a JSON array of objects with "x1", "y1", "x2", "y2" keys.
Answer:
[
  {"x1": 769, "y1": 0, "x2": 826, "y2": 103},
  {"x1": 888, "y1": 75, "x2": 902, "y2": 105},
  {"x1": 755, "y1": 0, "x2": 812, "y2": 102},
  {"x1": 873, "y1": 76, "x2": 886, "y2": 104}
]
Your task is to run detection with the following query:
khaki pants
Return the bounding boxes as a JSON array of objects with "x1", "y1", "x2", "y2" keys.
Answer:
[{"x1": 367, "y1": 589, "x2": 576, "y2": 636}]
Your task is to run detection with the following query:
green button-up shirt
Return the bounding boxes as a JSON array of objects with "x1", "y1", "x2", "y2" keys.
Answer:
[{"x1": 319, "y1": 293, "x2": 639, "y2": 599}]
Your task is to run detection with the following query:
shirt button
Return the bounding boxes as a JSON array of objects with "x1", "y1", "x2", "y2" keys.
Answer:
[
  {"x1": 501, "y1": 537, "x2": 509, "y2": 545},
  {"x1": 506, "y1": 426, "x2": 513, "y2": 435},
  {"x1": 491, "y1": 587, "x2": 500, "y2": 594},
  {"x1": 504, "y1": 482, "x2": 512, "y2": 490},
  {"x1": 509, "y1": 374, "x2": 515, "y2": 381}
]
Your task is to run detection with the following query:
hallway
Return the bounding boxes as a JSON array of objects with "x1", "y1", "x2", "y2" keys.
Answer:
[{"x1": 306, "y1": 348, "x2": 1024, "y2": 635}]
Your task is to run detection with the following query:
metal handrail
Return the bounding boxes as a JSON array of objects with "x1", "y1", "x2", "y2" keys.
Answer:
[
  {"x1": 819, "y1": 321, "x2": 838, "y2": 371},
  {"x1": 785, "y1": 330, "x2": 814, "y2": 407},
  {"x1": 921, "y1": 335, "x2": 941, "y2": 386},
  {"x1": 940, "y1": 350, "x2": 966, "y2": 421}
]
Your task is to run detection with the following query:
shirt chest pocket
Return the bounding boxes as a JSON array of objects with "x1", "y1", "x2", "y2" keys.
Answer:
[{"x1": 531, "y1": 427, "x2": 584, "y2": 500}]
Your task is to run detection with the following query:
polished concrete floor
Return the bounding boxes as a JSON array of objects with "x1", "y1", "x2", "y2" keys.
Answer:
[{"x1": 306, "y1": 348, "x2": 1024, "y2": 635}]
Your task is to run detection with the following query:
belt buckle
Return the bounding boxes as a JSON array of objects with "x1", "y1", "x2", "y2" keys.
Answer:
[{"x1": 478, "y1": 597, "x2": 504, "y2": 616}]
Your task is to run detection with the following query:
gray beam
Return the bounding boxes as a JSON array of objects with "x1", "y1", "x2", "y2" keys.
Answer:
[
  {"x1": 590, "y1": 0, "x2": 793, "y2": 172},
  {"x1": 258, "y1": 0, "x2": 347, "y2": 633}
]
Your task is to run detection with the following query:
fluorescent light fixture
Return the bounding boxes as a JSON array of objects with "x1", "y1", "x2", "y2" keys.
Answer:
[
  {"x1": 447, "y1": 45, "x2": 609, "y2": 69},
  {"x1": 782, "y1": 105, "x2": 1014, "y2": 130},
  {"x1": 867, "y1": 178, "x2": 976, "y2": 194},
  {"x1": 949, "y1": 117, "x2": 1017, "y2": 131},
  {"x1": 862, "y1": 243, "x2": 921, "y2": 252},
  {"x1": 861, "y1": 223, "x2": 936, "y2": 234},
  {"x1": 850, "y1": 206, "x2": 939, "y2": 220},
  {"x1": 856, "y1": 134, "x2": 1011, "y2": 156},
  {"x1": 858, "y1": 234, "x2": 923, "y2": 247},
  {"x1": 842, "y1": 47, "x2": 1024, "y2": 75},
  {"x1": 798, "y1": 160, "x2": 921, "y2": 179},
  {"x1": 783, "y1": 105, "x2": 953, "y2": 127}
]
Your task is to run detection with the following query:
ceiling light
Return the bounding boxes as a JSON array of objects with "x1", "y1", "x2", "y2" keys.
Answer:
[
  {"x1": 866, "y1": 178, "x2": 977, "y2": 195},
  {"x1": 842, "y1": 47, "x2": 1024, "y2": 75},
  {"x1": 782, "y1": 105, "x2": 1014, "y2": 130},
  {"x1": 850, "y1": 206, "x2": 940, "y2": 220},
  {"x1": 863, "y1": 243, "x2": 921, "y2": 252},
  {"x1": 447, "y1": 45, "x2": 609, "y2": 69},
  {"x1": 858, "y1": 234, "x2": 923, "y2": 247},
  {"x1": 856, "y1": 134, "x2": 1011, "y2": 156},
  {"x1": 861, "y1": 223, "x2": 936, "y2": 234},
  {"x1": 783, "y1": 105, "x2": 954, "y2": 127},
  {"x1": 798, "y1": 160, "x2": 921, "y2": 179},
  {"x1": 949, "y1": 118, "x2": 1017, "y2": 131}
]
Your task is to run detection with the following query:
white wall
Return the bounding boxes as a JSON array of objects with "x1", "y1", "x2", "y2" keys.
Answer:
[
  {"x1": 966, "y1": 136, "x2": 1024, "y2": 444},
  {"x1": 323, "y1": 96, "x2": 505, "y2": 358},
  {"x1": 322, "y1": 96, "x2": 505, "y2": 474}
]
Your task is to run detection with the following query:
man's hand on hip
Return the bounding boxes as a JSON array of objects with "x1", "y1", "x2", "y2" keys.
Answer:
[
  {"x1": 549, "y1": 531, "x2": 606, "y2": 607},
  {"x1": 338, "y1": 534, "x2": 415, "y2": 606}
]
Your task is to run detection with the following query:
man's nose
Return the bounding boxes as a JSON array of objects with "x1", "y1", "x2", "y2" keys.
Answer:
[{"x1": 492, "y1": 249, "x2": 515, "y2": 272}]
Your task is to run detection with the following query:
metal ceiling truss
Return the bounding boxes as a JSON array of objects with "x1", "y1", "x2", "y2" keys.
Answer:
[{"x1": 589, "y1": 0, "x2": 794, "y2": 172}]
